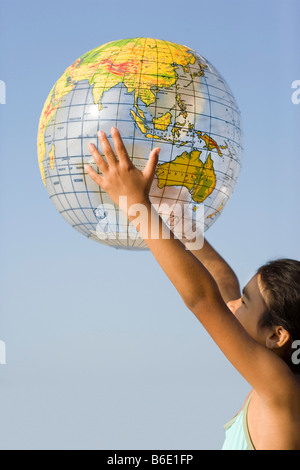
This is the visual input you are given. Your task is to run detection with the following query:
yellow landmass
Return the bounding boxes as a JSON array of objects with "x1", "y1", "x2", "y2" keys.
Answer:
[
  {"x1": 197, "y1": 132, "x2": 222, "y2": 157},
  {"x1": 156, "y1": 150, "x2": 216, "y2": 203},
  {"x1": 130, "y1": 110, "x2": 149, "y2": 134},
  {"x1": 49, "y1": 144, "x2": 55, "y2": 170},
  {"x1": 153, "y1": 112, "x2": 172, "y2": 131},
  {"x1": 136, "y1": 105, "x2": 145, "y2": 120},
  {"x1": 146, "y1": 133, "x2": 160, "y2": 139},
  {"x1": 207, "y1": 199, "x2": 224, "y2": 218}
]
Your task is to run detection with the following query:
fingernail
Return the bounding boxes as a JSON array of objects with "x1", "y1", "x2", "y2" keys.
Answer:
[{"x1": 88, "y1": 143, "x2": 94, "y2": 151}]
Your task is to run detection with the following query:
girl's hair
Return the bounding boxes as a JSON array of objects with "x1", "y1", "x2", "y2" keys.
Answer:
[{"x1": 257, "y1": 258, "x2": 300, "y2": 370}]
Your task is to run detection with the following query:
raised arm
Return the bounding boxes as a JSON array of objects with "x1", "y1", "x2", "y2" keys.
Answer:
[
  {"x1": 167, "y1": 203, "x2": 240, "y2": 304},
  {"x1": 85, "y1": 128, "x2": 298, "y2": 402},
  {"x1": 185, "y1": 238, "x2": 240, "y2": 304}
]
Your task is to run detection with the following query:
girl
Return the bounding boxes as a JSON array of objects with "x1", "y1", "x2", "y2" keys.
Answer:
[{"x1": 85, "y1": 128, "x2": 300, "y2": 450}]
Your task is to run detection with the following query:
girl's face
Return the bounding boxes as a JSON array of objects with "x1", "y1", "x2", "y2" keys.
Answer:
[{"x1": 227, "y1": 274, "x2": 269, "y2": 345}]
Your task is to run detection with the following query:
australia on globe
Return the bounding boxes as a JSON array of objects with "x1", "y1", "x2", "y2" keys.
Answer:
[{"x1": 37, "y1": 37, "x2": 243, "y2": 250}]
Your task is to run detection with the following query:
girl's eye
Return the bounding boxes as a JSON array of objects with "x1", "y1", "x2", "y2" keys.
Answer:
[{"x1": 241, "y1": 297, "x2": 245, "y2": 305}]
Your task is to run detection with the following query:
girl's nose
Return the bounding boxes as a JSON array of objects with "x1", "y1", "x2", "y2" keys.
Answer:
[{"x1": 227, "y1": 298, "x2": 242, "y2": 314}]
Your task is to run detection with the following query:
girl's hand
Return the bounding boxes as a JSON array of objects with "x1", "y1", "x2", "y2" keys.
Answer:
[{"x1": 85, "y1": 127, "x2": 160, "y2": 214}]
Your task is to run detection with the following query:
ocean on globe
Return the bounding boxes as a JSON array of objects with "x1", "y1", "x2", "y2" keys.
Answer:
[{"x1": 37, "y1": 37, "x2": 243, "y2": 250}]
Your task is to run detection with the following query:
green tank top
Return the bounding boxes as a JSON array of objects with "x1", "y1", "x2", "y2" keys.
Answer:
[{"x1": 222, "y1": 393, "x2": 255, "y2": 450}]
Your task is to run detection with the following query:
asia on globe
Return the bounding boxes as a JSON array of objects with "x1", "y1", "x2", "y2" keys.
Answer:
[{"x1": 37, "y1": 38, "x2": 243, "y2": 249}]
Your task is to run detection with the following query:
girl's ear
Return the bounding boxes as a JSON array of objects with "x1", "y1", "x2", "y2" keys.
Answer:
[{"x1": 265, "y1": 326, "x2": 291, "y2": 350}]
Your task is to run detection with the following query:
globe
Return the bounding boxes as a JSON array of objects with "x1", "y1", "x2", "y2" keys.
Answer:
[{"x1": 37, "y1": 38, "x2": 243, "y2": 250}]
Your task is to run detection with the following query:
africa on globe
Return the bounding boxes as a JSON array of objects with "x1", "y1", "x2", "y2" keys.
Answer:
[{"x1": 37, "y1": 37, "x2": 243, "y2": 249}]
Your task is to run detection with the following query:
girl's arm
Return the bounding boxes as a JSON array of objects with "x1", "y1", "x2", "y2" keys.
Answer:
[
  {"x1": 185, "y1": 238, "x2": 241, "y2": 304},
  {"x1": 168, "y1": 210, "x2": 241, "y2": 304},
  {"x1": 85, "y1": 128, "x2": 299, "y2": 404}
]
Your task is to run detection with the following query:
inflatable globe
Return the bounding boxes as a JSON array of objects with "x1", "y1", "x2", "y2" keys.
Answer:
[{"x1": 37, "y1": 38, "x2": 243, "y2": 250}]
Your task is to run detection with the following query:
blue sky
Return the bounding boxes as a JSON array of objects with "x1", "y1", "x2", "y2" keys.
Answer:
[{"x1": 0, "y1": 0, "x2": 299, "y2": 450}]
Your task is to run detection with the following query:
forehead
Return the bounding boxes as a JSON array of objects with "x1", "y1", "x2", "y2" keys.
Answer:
[{"x1": 244, "y1": 274, "x2": 266, "y2": 308}]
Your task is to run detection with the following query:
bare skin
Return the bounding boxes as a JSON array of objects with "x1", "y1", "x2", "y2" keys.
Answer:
[{"x1": 85, "y1": 128, "x2": 300, "y2": 450}]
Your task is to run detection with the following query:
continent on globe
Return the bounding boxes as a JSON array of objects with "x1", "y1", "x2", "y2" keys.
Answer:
[
  {"x1": 37, "y1": 37, "x2": 243, "y2": 249},
  {"x1": 37, "y1": 38, "x2": 206, "y2": 184},
  {"x1": 153, "y1": 112, "x2": 172, "y2": 131},
  {"x1": 156, "y1": 150, "x2": 216, "y2": 204}
]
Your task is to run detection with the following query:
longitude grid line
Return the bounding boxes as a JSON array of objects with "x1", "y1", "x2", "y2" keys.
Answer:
[
  {"x1": 147, "y1": 37, "x2": 164, "y2": 247},
  {"x1": 204, "y1": 82, "x2": 229, "y2": 214},
  {"x1": 209, "y1": 130, "x2": 240, "y2": 212},
  {"x1": 223, "y1": 76, "x2": 243, "y2": 155},
  {"x1": 112, "y1": 38, "x2": 141, "y2": 248},
  {"x1": 46, "y1": 87, "x2": 81, "y2": 231},
  {"x1": 133, "y1": 37, "x2": 161, "y2": 249},
  {"x1": 114, "y1": 82, "x2": 127, "y2": 247},
  {"x1": 130, "y1": 37, "x2": 150, "y2": 249},
  {"x1": 78, "y1": 74, "x2": 103, "y2": 236},
  {"x1": 161, "y1": 52, "x2": 193, "y2": 231},
  {"x1": 201, "y1": 62, "x2": 230, "y2": 217},
  {"x1": 189, "y1": 57, "x2": 222, "y2": 210},
  {"x1": 135, "y1": 37, "x2": 160, "y2": 249},
  {"x1": 48, "y1": 84, "x2": 89, "y2": 234},
  {"x1": 92, "y1": 40, "x2": 139, "y2": 247},
  {"x1": 154, "y1": 39, "x2": 183, "y2": 216},
  {"x1": 209, "y1": 72, "x2": 242, "y2": 208},
  {"x1": 206, "y1": 66, "x2": 243, "y2": 147},
  {"x1": 132, "y1": 37, "x2": 161, "y2": 249},
  {"x1": 98, "y1": 48, "x2": 127, "y2": 249},
  {"x1": 192, "y1": 63, "x2": 226, "y2": 223},
  {"x1": 136, "y1": 39, "x2": 164, "y2": 240},
  {"x1": 95, "y1": 43, "x2": 122, "y2": 244},
  {"x1": 184, "y1": 52, "x2": 211, "y2": 229},
  {"x1": 64, "y1": 83, "x2": 93, "y2": 234},
  {"x1": 178, "y1": 49, "x2": 200, "y2": 208},
  {"x1": 160, "y1": 43, "x2": 205, "y2": 219},
  {"x1": 75, "y1": 82, "x2": 99, "y2": 233},
  {"x1": 197, "y1": 59, "x2": 243, "y2": 141},
  {"x1": 90, "y1": 37, "x2": 143, "y2": 248}
]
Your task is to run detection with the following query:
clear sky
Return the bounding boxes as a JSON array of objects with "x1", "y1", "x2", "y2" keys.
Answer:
[{"x1": 0, "y1": 0, "x2": 299, "y2": 450}]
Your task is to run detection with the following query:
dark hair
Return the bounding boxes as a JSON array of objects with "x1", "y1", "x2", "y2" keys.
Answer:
[{"x1": 257, "y1": 258, "x2": 300, "y2": 370}]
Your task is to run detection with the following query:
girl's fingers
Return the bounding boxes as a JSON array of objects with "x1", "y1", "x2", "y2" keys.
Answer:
[
  {"x1": 143, "y1": 147, "x2": 160, "y2": 181},
  {"x1": 111, "y1": 127, "x2": 132, "y2": 167},
  {"x1": 98, "y1": 131, "x2": 118, "y2": 165},
  {"x1": 88, "y1": 143, "x2": 108, "y2": 172},
  {"x1": 84, "y1": 164, "x2": 105, "y2": 188}
]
